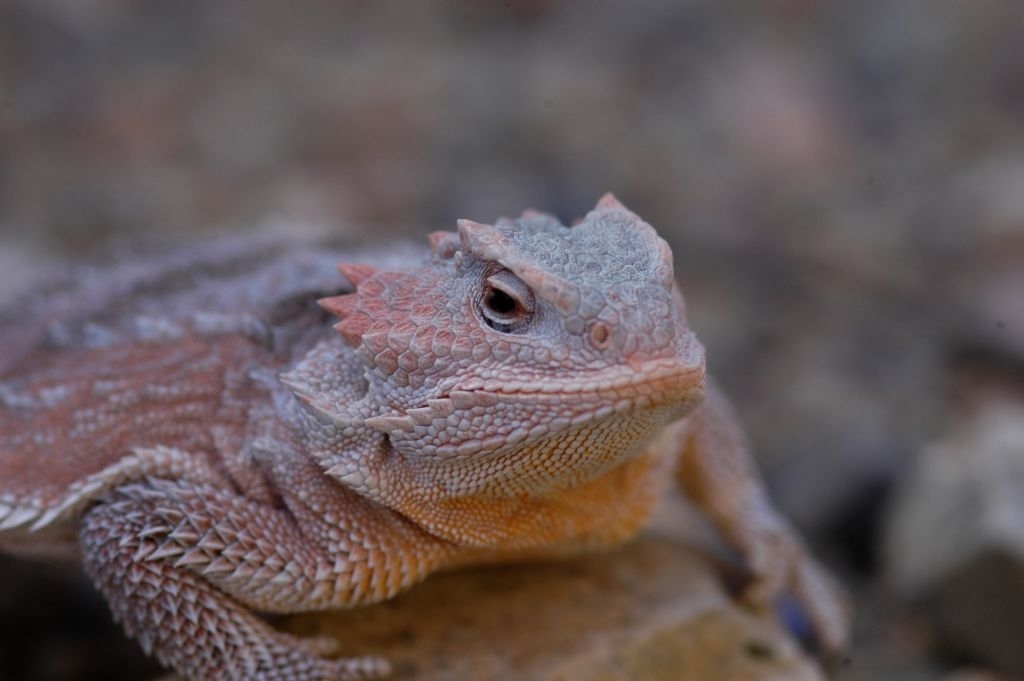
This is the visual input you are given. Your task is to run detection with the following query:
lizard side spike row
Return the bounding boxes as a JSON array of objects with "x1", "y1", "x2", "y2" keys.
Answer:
[{"x1": 0, "y1": 195, "x2": 848, "y2": 680}]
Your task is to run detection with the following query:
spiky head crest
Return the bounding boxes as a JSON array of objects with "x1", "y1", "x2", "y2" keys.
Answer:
[{"x1": 316, "y1": 195, "x2": 704, "y2": 469}]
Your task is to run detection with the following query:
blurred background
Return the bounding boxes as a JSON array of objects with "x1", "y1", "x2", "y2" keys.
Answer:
[{"x1": 1, "y1": 1, "x2": 1023, "y2": 679}]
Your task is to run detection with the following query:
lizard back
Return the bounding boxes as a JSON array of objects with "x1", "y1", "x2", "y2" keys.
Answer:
[{"x1": 0, "y1": 234, "x2": 365, "y2": 536}]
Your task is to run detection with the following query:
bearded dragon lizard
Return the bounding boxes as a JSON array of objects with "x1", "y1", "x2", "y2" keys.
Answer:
[{"x1": 0, "y1": 195, "x2": 847, "y2": 680}]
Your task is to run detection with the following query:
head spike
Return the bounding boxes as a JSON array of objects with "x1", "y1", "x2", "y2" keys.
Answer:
[
  {"x1": 595, "y1": 192, "x2": 629, "y2": 212},
  {"x1": 318, "y1": 294, "x2": 356, "y2": 319},
  {"x1": 427, "y1": 231, "x2": 459, "y2": 260},
  {"x1": 336, "y1": 263, "x2": 377, "y2": 287},
  {"x1": 334, "y1": 315, "x2": 371, "y2": 348},
  {"x1": 456, "y1": 219, "x2": 487, "y2": 254}
]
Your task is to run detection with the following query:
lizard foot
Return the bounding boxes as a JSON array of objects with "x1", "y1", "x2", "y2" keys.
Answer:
[
  {"x1": 80, "y1": 493, "x2": 394, "y2": 681},
  {"x1": 288, "y1": 635, "x2": 391, "y2": 680},
  {"x1": 291, "y1": 634, "x2": 343, "y2": 658},
  {"x1": 736, "y1": 506, "x2": 851, "y2": 658},
  {"x1": 280, "y1": 634, "x2": 391, "y2": 675},
  {"x1": 319, "y1": 656, "x2": 392, "y2": 680}
]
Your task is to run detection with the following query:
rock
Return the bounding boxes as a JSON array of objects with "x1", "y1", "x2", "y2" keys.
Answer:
[
  {"x1": 272, "y1": 504, "x2": 824, "y2": 681},
  {"x1": 885, "y1": 400, "x2": 1024, "y2": 675}
]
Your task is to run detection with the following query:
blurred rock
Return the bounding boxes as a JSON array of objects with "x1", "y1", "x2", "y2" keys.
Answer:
[
  {"x1": 885, "y1": 400, "x2": 1024, "y2": 675},
  {"x1": 946, "y1": 151, "x2": 1024, "y2": 366},
  {"x1": 950, "y1": 253, "x2": 1024, "y2": 370},
  {"x1": 941, "y1": 670, "x2": 1017, "y2": 681}
]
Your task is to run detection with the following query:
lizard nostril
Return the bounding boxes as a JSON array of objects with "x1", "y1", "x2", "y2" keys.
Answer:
[{"x1": 587, "y1": 321, "x2": 612, "y2": 350}]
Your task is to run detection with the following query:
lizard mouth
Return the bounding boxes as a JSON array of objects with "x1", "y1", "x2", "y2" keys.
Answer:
[
  {"x1": 454, "y1": 358, "x2": 705, "y2": 409},
  {"x1": 361, "y1": 352, "x2": 705, "y2": 458}
]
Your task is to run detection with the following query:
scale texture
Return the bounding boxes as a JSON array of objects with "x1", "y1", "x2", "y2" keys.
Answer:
[{"x1": 0, "y1": 196, "x2": 847, "y2": 680}]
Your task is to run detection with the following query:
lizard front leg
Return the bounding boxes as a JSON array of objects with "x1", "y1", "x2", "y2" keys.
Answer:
[
  {"x1": 78, "y1": 478, "x2": 402, "y2": 681},
  {"x1": 675, "y1": 379, "x2": 850, "y2": 656}
]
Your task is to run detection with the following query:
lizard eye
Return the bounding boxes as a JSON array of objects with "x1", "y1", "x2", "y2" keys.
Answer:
[{"x1": 479, "y1": 270, "x2": 534, "y2": 334}]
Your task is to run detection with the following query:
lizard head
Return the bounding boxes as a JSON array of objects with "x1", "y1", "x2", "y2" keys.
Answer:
[{"x1": 318, "y1": 194, "x2": 705, "y2": 494}]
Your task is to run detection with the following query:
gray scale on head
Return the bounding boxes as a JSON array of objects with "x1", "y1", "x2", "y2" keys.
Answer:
[
  {"x1": 452, "y1": 196, "x2": 677, "y2": 362},
  {"x1": 497, "y1": 212, "x2": 671, "y2": 292}
]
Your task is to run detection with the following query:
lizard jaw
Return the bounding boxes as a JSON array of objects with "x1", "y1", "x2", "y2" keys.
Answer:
[
  {"x1": 364, "y1": 361, "x2": 705, "y2": 456},
  {"x1": 455, "y1": 358, "x2": 704, "y2": 403}
]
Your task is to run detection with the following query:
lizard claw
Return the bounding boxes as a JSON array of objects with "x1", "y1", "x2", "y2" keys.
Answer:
[
  {"x1": 293, "y1": 633, "x2": 343, "y2": 657},
  {"x1": 790, "y1": 557, "x2": 851, "y2": 660},
  {"x1": 736, "y1": 507, "x2": 851, "y2": 657},
  {"x1": 325, "y1": 655, "x2": 393, "y2": 680},
  {"x1": 288, "y1": 633, "x2": 392, "y2": 679}
]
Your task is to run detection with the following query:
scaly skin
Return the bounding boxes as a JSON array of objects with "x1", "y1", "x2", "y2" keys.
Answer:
[{"x1": 0, "y1": 196, "x2": 848, "y2": 679}]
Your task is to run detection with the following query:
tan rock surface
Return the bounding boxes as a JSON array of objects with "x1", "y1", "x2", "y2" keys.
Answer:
[{"x1": 278, "y1": 534, "x2": 823, "y2": 681}]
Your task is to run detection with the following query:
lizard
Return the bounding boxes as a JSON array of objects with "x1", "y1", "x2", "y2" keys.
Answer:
[{"x1": 0, "y1": 194, "x2": 848, "y2": 680}]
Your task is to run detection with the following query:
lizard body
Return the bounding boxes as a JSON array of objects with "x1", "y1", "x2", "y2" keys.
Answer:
[{"x1": 0, "y1": 196, "x2": 847, "y2": 680}]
